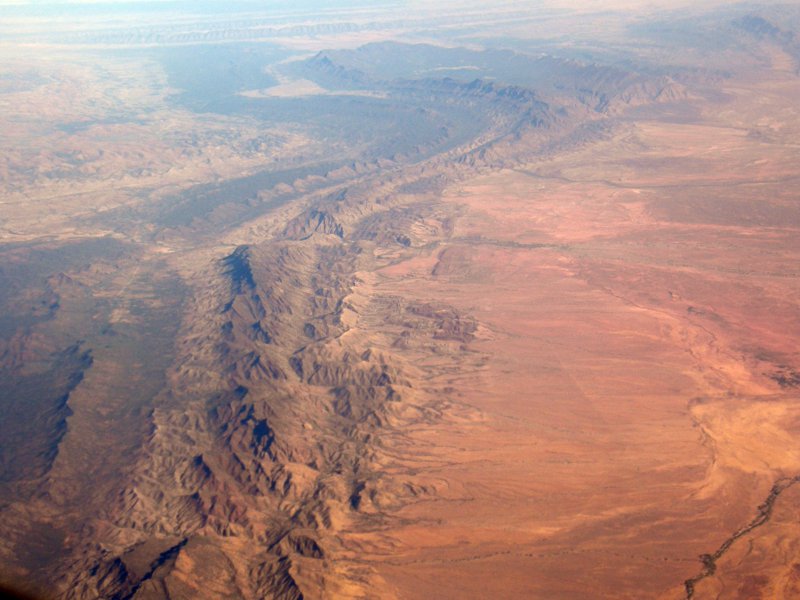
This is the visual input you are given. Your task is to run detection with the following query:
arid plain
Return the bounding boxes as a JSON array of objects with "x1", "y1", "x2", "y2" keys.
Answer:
[{"x1": 1, "y1": 2, "x2": 799, "y2": 599}]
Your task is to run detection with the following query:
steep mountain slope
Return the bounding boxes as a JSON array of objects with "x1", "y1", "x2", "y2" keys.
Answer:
[{"x1": 2, "y1": 10, "x2": 800, "y2": 599}]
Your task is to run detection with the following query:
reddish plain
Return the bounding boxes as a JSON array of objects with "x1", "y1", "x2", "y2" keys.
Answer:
[{"x1": 339, "y1": 74, "x2": 800, "y2": 599}]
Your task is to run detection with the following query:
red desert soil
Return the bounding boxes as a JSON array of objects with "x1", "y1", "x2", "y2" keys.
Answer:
[{"x1": 339, "y1": 112, "x2": 800, "y2": 599}]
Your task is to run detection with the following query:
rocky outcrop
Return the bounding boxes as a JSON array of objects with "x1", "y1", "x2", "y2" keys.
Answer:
[
  {"x1": 61, "y1": 153, "x2": 503, "y2": 595},
  {"x1": 283, "y1": 209, "x2": 345, "y2": 241}
]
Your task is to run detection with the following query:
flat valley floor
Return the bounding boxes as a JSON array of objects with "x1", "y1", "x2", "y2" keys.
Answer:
[{"x1": 1, "y1": 2, "x2": 799, "y2": 599}]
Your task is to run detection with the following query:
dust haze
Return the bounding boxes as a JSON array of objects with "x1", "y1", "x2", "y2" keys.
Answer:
[{"x1": 1, "y1": 1, "x2": 799, "y2": 599}]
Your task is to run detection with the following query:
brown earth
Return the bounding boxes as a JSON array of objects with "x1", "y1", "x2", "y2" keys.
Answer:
[
  {"x1": 341, "y1": 74, "x2": 800, "y2": 598},
  {"x1": 1, "y1": 4, "x2": 800, "y2": 600}
]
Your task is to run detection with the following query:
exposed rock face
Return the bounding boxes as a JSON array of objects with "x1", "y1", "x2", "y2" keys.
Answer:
[
  {"x1": 45, "y1": 173, "x2": 492, "y2": 599},
  {"x1": 3, "y1": 8, "x2": 800, "y2": 598},
  {"x1": 283, "y1": 209, "x2": 345, "y2": 241},
  {"x1": 0, "y1": 45, "x2": 712, "y2": 595}
]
